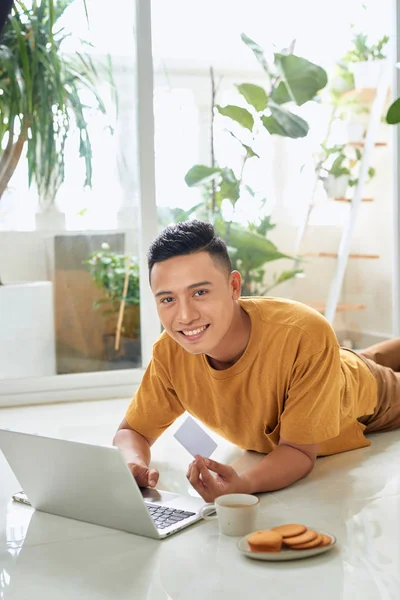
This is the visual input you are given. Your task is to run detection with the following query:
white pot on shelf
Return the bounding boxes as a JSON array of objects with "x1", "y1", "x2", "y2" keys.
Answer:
[
  {"x1": 0, "y1": 281, "x2": 56, "y2": 379},
  {"x1": 323, "y1": 174, "x2": 349, "y2": 199},
  {"x1": 350, "y1": 60, "x2": 387, "y2": 90}
]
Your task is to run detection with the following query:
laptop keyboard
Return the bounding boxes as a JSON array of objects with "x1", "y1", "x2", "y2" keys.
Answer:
[{"x1": 146, "y1": 503, "x2": 195, "y2": 529}]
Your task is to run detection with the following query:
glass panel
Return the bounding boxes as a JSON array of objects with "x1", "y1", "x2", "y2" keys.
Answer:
[
  {"x1": 151, "y1": 0, "x2": 393, "y2": 340},
  {"x1": 0, "y1": 0, "x2": 142, "y2": 380}
]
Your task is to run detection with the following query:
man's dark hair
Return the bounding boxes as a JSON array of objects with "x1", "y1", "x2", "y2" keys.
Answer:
[{"x1": 147, "y1": 220, "x2": 232, "y2": 278}]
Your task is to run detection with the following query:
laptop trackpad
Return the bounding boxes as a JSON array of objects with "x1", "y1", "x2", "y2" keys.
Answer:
[{"x1": 141, "y1": 487, "x2": 180, "y2": 505}]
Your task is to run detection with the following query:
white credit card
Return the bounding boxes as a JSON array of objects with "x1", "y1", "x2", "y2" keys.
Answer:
[{"x1": 173, "y1": 416, "x2": 218, "y2": 458}]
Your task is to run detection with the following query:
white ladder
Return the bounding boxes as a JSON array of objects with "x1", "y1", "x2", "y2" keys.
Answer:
[
  {"x1": 324, "y1": 67, "x2": 391, "y2": 322},
  {"x1": 292, "y1": 67, "x2": 391, "y2": 324}
]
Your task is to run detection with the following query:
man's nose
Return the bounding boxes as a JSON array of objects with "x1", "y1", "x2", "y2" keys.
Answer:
[{"x1": 177, "y1": 299, "x2": 199, "y2": 323}]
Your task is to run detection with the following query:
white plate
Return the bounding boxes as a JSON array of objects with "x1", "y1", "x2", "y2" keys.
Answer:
[{"x1": 237, "y1": 529, "x2": 337, "y2": 562}]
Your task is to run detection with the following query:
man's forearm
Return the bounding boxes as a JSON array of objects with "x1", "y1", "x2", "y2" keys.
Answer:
[
  {"x1": 113, "y1": 428, "x2": 151, "y2": 466},
  {"x1": 239, "y1": 445, "x2": 315, "y2": 494}
]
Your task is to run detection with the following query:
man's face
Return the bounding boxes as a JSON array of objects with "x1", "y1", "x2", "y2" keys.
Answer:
[{"x1": 150, "y1": 251, "x2": 240, "y2": 356}]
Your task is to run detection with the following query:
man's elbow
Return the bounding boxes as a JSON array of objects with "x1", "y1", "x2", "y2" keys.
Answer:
[{"x1": 302, "y1": 457, "x2": 316, "y2": 478}]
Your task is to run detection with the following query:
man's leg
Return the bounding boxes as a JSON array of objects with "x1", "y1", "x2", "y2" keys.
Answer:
[
  {"x1": 357, "y1": 340, "x2": 400, "y2": 433},
  {"x1": 358, "y1": 338, "x2": 400, "y2": 372}
]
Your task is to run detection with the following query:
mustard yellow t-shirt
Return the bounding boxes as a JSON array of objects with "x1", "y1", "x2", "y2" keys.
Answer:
[{"x1": 125, "y1": 297, "x2": 378, "y2": 456}]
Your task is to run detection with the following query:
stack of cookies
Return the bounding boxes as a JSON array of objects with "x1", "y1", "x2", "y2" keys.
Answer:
[{"x1": 247, "y1": 524, "x2": 332, "y2": 553}]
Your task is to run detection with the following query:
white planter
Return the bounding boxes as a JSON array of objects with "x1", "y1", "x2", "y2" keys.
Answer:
[
  {"x1": 323, "y1": 174, "x2": 349, "y2": 199},
  {"x1": 35, "y1": 205, "x2": 66, "y2": 231},
  {"x1": 0, "y1": 282, "x2": 56, "y2": 379},
  {"x1": 351, "y1": 60, "x2": 387, "y2": 90}
]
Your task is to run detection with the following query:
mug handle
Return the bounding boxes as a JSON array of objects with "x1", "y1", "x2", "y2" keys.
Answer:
[{"x1": 200, "y1": 503, "x2": 217, "y2": 521}]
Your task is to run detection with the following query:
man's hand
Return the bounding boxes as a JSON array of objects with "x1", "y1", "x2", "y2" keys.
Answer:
[
  {"x1": 186, "y1": 456, "x2": 248, "y2": 502},
  {"x1": 127, "y1": 461, "x2": 160, "y2": 489}
]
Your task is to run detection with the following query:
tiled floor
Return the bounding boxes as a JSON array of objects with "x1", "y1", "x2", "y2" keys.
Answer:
[{"x1": 1, "y1": 399, "x2": 400, "y2": 599}]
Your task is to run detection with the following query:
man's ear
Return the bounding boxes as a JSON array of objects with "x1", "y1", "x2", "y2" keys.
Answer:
[{"x1": 230, "y1": 270, "x2": 242, "y2": 299}]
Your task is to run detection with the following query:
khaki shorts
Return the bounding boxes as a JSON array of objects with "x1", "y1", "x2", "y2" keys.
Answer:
[{"x1": 355, "y1": 338, "x2": 400, "y2": 433}]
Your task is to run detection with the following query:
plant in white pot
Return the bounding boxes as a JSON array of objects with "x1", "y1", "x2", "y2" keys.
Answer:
[
  {"x1": 0, "y1": 0, "x2": 112, "y2": 228},
  {"x1": 342, "y1": 32, "x2": 389, "y2": 90},
  {"x1": 319, "y1": 144, "x2": 375, "y2": 199}
]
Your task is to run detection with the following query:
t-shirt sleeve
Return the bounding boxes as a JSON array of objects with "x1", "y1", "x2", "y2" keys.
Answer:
[
  {"x1": 279, "y1": 344, "x2": 342, "y2": 445},
  {"x1": 125, "y1": 357, "x2": 185, "y2": 441}
]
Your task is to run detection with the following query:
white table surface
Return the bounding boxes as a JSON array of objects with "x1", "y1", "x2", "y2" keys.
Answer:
[{"x1": 0, "y1": 402, "x2": 399, "y2": 600}]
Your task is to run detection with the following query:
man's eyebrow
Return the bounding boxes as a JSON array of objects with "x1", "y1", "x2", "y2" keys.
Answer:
[{"x1": 155, "y1": 281, "x2": 213, "y2": 297}]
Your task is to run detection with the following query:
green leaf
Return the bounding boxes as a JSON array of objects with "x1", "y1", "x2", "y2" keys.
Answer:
[
  {"x1": 262, "y1": 104, "x2": 309, "y2": 139},
  {"x1": 270, "y1": 82, "x2": 291, "y2": 105},
  {"x1": 252, "y1": 215, "x2": 276, "y2": 236},
  {"x1": 261, "y1": 114, "x2": 288, "y2": 136},
  {"x1": 240, "y1": 33, "x2": 270, "y2": 73},
  {"x1": 219, "y1": 168, "x2": 240, "y2": 204},
  {"x1": 274, "y1": 269, "x2": 303, "y2": 285},
  {"x1": 216, "y1": 105, "x2": 254, "y2": 131},
  {"x1": 245, "y1": 185, "x2": 255, "y2": 197},
  {"x1": 273, "y1": 54, "x2": 328, "y2": 106},
  {"x1": 226, "y1": 130, "x2": 259, "y2": 159},
  {"x1": 184, "y1": 165, "x2": 221, "y2": 187},
  {"x1": 216, "y1": 221, "x2": 293, "y2": 272},
  {"x1": 236, "y1": 83, "x2": 268, "y2": 112},
  {"x1": 242, "y1": 144, "x2": 260, "y2": 159},
  {"x1": 386, "y1": 97, "x2": 400, "y2": 125}
]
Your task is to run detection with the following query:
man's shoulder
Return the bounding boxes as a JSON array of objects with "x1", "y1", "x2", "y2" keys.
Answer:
[
  {"x1": 240, "y1": 296, "x2": 337, "y2": 346},
  {"x1": 152, "y1": 330, "x2": 187, "y2": 363}
]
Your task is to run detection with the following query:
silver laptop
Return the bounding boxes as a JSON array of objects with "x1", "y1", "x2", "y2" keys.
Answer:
[{"x1": 0, "y1": 429, "x2": 206, "y2": 539}]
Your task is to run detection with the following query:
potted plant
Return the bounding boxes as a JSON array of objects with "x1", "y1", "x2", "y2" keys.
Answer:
[
  {"x1": 84, "y1": 244, "x2": 141, "y2": 366},
  {"x1": 0, "y1": 0, "x2": 111, "y2": 224},
  {"x1": 319, "y1": 144, "x2": 375, "y2": 199},
  {"x1": 342, "y1": 32, "x2": 389, "y2": 90}
]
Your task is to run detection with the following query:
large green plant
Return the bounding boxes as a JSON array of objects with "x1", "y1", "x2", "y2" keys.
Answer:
[
  {"x1": 0, "y1": 0, "x2": 109, "y2": 205},
  {"x1": 186, "y1": 34, "x2": 327, "y2": 202},
  {"x1": 184, "y1": 34, "x2": 328, "y2": 295}
]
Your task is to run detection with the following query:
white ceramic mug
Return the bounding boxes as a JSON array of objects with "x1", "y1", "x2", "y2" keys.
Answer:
[{"x1": 200, "y1": 493, "x2": 259, "y2": 536}]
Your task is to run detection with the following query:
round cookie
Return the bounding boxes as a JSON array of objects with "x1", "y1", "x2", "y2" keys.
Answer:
[
  {"x1": 271, "y1": 524, "x2": 307, "y2": 538},
  {"x1": 318, "y1": 534, "x2": 332, "y2": 547},
  {"x1": 292, "y1": 533, "x2": 322, "y2": 550},
  {"x1": 247, "y1": 530, "x2": 283, "y2": 553},
  {"x1": 284, "y1": 529, "x2": 318, "y2": 547}
]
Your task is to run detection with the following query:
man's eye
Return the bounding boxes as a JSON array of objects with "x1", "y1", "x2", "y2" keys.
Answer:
[
  {"x1": 161, "y1": 297, "x2": 174, "y2": 304},
  {"x1": 194, "y1": 290, "x2": 207, "y2": 297}
]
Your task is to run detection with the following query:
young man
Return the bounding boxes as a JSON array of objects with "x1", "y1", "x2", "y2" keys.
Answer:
[{"x1": 113, "y1": 220, "x2": 400, "y2": 502}]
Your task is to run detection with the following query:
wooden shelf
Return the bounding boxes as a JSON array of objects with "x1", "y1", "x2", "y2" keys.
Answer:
[
  {"x1": 347, "y1": 141, "x2": 387, "y2": 148},
  {"x1": 306, "y1": 301, "x2": 366, "y2": 313},
  {"x1": 339, "y1": 87, "x2": 391, "y2": 106},
  {"x1": 333, "y1": 197, "x2": 373, "y2": 203},
  {"x1": 340, "y1": 89, "x2": 377, "y2": 104},
  {"x1": 304, "y1": 252, "x2": 380, "y2": 259}
]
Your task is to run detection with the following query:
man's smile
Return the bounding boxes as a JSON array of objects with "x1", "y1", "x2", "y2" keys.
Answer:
[{"x1": 179, "y1": 324, "x2": 210, "y2": 338}]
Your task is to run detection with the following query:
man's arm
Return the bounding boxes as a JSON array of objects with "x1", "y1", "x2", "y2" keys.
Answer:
[
  {"x1": 187, "y1": 438, "x2": 318, "y2": 502},
  {"x1": 239, "y1": 438, "x2": 318, "y2": 494},
  {"x1": 113, "y1": 418, "x2": 159, "y2": 488}
]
